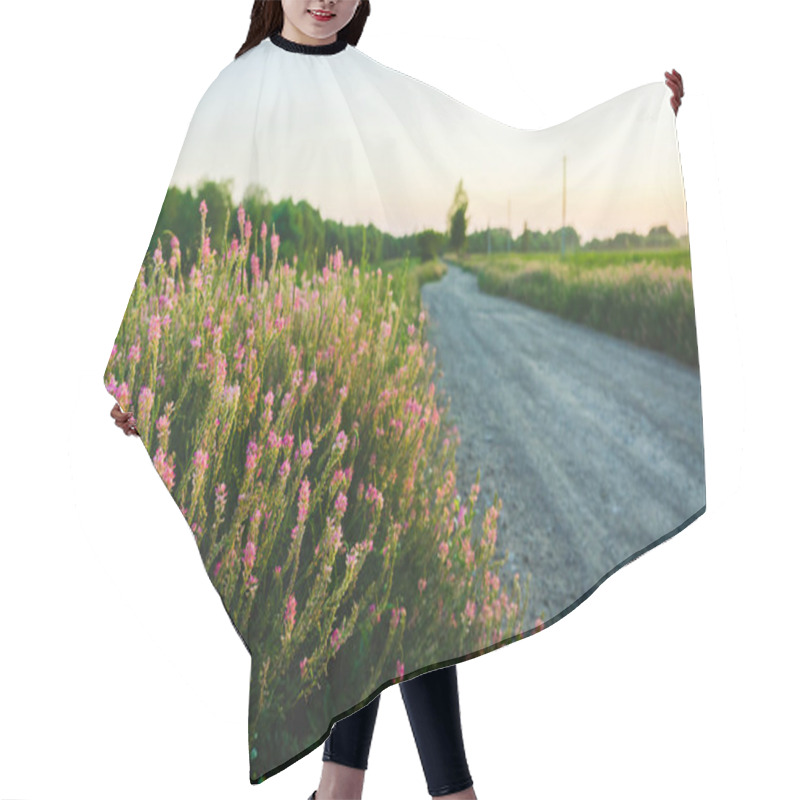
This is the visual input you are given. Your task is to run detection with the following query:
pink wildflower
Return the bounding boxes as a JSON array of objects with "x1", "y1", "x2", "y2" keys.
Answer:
[
  {"x1": 297, "y1": 477, "x2": 310, "y2": 524},
  {"x1": 285, "y1": 594, "x2": 297, "y2": 632},
  {"x1": 242, "y1": 540, "x2": 256, "y2": 569},
  {"x1": 148, "y1": 314, "x2": 161, "y2": 345},
  {"x1": 153, "y1": 448, "x2": 175, "y2": 491},
  {"x1": 193, "y1": 449, "x2": 209, "y2": 474}
]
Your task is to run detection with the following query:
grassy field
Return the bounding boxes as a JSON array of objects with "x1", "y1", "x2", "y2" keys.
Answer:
[{"x1": 443, "y1": 249, "x2": 699, "y2": 367}]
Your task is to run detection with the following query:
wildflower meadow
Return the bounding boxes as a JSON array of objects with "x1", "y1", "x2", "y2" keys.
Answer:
[{"x1": 103, "y1": 199, "x2": 535, "y2": 781}]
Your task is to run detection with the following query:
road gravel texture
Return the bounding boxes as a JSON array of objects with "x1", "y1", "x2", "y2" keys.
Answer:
[{"x1": 420, "y1": 260, "x2": 706, "y2": 634}]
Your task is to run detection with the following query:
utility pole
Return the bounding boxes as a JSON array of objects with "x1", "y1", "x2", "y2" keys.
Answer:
[
  {"x1": 508, "y1": 198, "x2": 511, "y2": 252},
  {"x1": 561, "y1": 154, "x2": 567, "y2": 258}
]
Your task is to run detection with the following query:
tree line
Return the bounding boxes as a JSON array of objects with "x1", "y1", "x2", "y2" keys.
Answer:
[{"x1": 145, "y1": 178, "x2": 686, "y2": 277}]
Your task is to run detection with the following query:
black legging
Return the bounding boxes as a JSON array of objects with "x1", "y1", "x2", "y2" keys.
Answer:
[{"x1": 323, "y1": 664, "x2": 474, "y2": 797}]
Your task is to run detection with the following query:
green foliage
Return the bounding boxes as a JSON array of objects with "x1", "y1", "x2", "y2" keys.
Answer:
[
  {"x1": 465, "y1": 221, "x2": 684, "y2": 256},
  {"x1": 447, "y1": 179, "x2": 469, "y2": 254},
  {"x1": 145, "y1": 178, "x2": 412, "y2": 277},
  {"x1": 417, "y1": 228, "x2": 445, "y2": 262},
  {"x1": 449, "y1": 251, "x2": 699, "y2": 367},
  {"x1": 104, "y1": 201, "x2": 533, "y2": 781}
]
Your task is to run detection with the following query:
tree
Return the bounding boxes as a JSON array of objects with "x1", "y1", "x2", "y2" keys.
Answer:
[
  {"x1": 417, "y1": 229, "x2": 444, "y2": 262},
  {"x1": 447, "y1": 179, "x2": 470, "y2": 254},
  {"x1": 645, "y1": 225, "x2": 678, "y2": 248}
]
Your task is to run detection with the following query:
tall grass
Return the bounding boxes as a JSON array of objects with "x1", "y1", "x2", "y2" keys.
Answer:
[
  {"x1": 451, "y1": 251, "x2": 699, "y2": 367},
  {"x1": 104, "y1": 201, "x2": 534, "y2": 780}
]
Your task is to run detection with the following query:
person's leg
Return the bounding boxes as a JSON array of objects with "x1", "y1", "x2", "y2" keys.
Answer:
[
  {"x1": 400, "y1": 664, "x2": 476, "y2": 798},
  {"x1": 316, "y1": 693, "x2": 381, "y2": 800}
]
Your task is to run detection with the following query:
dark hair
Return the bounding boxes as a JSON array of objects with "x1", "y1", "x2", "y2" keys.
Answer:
[{"x1": 235, "y1": 1, "x2": 371, "y2": 59}]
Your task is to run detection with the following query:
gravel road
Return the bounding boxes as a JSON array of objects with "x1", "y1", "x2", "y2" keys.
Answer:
[{"x1": 419, "y1": 259, "x2": 706, "y2": 633}]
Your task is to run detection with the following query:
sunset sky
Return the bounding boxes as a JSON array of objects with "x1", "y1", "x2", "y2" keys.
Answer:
[{"x1": 169, "y1": 40, "x2": 688, "y2": 244}]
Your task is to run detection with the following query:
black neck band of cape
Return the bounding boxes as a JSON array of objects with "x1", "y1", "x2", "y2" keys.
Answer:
[{"x1": 269, "y1": 31, "x2": 348, "y2": 55}]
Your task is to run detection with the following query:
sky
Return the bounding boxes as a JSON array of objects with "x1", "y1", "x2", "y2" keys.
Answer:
[{"x1": 168, "y1": 40, "x2": 689, "y2": 244}]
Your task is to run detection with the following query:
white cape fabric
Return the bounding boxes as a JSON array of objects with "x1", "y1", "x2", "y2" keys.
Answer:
[{"x1": 103, "y1": 32, "x2": 706, "y2": 784}]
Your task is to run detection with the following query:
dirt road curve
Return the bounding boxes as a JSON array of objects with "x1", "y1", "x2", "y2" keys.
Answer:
[{"x1": 420, "y1": 260, "x2": 706, "y2": 633}]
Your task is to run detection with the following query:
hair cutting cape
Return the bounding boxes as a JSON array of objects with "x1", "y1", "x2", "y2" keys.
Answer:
[{"x1": 103, "y1": 31, "x2": 706, "y2": 784}]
